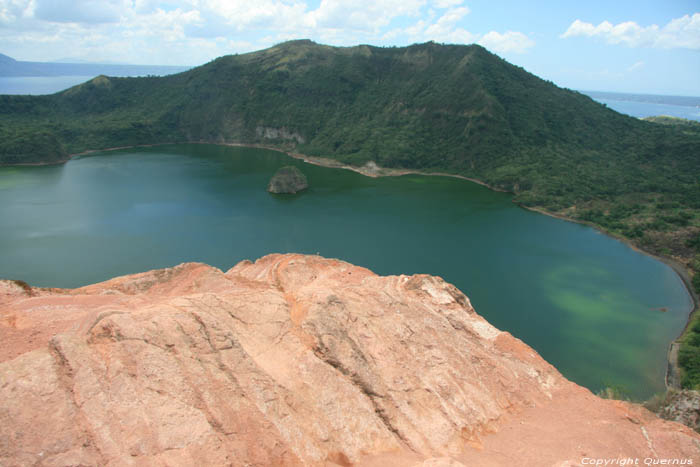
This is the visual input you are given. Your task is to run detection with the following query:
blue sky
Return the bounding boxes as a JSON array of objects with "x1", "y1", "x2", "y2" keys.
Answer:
[{"x1": 0, "y1": 0, "x2": 698, "y2": 95}]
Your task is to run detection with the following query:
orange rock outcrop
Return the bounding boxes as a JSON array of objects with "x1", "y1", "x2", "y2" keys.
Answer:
[{"x1": 1, "y1": 254, "x2": 698, "y2": 466}]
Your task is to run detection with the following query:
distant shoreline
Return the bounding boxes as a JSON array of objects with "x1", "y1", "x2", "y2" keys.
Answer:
[{"x1": 10, "y1": 140, "x2": 698, "y2": 389}]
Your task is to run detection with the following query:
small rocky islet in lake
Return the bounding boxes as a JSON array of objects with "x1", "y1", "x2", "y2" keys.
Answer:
[{"x1": 267, "y1": 166, "x2": 308, "y2": 194}]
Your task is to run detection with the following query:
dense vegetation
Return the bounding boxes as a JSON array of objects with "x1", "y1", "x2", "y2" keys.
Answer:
[{"x1": 1, "y1": 40, "x2": 699, "y2": 386}]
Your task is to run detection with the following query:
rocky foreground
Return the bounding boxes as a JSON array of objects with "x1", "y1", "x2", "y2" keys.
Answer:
[{"x1": 1, "y1": 254, "x2": 699, "y2": 466}]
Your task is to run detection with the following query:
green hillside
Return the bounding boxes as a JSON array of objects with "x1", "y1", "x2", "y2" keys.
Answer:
[{"x1": 2, "y1": 39, "x2": 700, "y2": 386}]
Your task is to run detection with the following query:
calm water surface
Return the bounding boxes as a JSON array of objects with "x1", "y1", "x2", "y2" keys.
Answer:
[
  {"x1": 0, "y1": 76, "x2": 95, "y2": 95},
  {"x1": 595, "y1": 98, "x2": 700, "y2": 121},
  {"x1": 583, "y1": 91, "x2": 700, "y2": 121},
  {"x1": 0, "y1": 144, "x2": 691, "y2": 399}
]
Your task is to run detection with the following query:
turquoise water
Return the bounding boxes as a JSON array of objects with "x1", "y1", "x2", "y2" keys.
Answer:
[{"x1": 0, "y1": 144, "x2": 692, "y2": 399}]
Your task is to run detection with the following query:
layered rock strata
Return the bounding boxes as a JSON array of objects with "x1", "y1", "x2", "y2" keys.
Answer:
[{"x1": 1, "y1": 254, "x2": 698, "y2": 466}]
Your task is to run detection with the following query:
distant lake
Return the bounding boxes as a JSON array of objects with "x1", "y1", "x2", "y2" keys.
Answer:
[
  {"x1": 0, "y1": 61, "x2": 189, "y2": 94},
  {"x1": 0, "y1": 144, "x2": 692, "y2": 399},
  {"x1": 0, "y1": 67, "x2": 187, "y2": 95},
  {"x1": 0, "y1": 76, "x2": 95, "y2": 95},
  {"x1": 583, "y1": 91, "x2": 700, "y2": 122}
]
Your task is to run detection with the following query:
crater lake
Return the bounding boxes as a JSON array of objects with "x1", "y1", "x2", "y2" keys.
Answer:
[{"x1": 0, "y1": 143, "x2": 692, "y2": 399}]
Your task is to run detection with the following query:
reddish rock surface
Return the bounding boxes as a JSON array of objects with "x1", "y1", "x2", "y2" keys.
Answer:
[{"x1": 1, "y1": 254, "x2": 699, "y2": 466}]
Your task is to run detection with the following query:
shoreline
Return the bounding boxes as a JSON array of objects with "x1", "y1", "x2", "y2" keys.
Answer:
[
  {"x1": 7, "y1": 140, "x2": 698, "y2": 390},
  {"x1": 281, "y1": 150, "x2": 511, "y2": 192}
]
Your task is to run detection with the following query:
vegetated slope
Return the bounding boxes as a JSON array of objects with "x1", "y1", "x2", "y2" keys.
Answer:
[
  {"x1": 1, "y1": 40, "x2": 700, "y2": 384},
  {"x1": 644, "y1": 115, "x2": 700, "y2": 129}
]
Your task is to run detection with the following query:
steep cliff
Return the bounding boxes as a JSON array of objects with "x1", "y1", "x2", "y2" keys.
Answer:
[{"x1": 1, "y1": 254, "x2": 698, "y2": 466}]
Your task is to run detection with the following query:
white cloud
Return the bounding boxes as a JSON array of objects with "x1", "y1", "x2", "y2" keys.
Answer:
[
  {"x1": 478, "y1": 30, "x2": 535, "y2": 54},
  {"x1": 306, "y1": 0, "x2": 426, "y2": 34},
  {"x1": 383, "y1": 7, "x2": 533, "y2": 53},
  {"x1": 423, "y1": 7, "x2": 475, "y2": 43},
  {"x1": 383, "y1": 6, "x2": 477, "y2": 44},
  {"x1": 432, "y1": 0, "x2": 462, "y2": 8},
  {"x1": 0, "y1": 0, "x2": 534, "y2": 64},
  {"x1": 33, "y1": 0, "x2": 126, "y2": 24},
  {"x1": 196, "y1": 0, "x2": 308, "y2": 32},
  {"x1": 179, "y1": 0, "x2": 428, "y2": 46},
  {"x1": 561, "y1": 13, "x2": 700, "y2": 50},
  {"x1": 627, "y1": 60, "x2": 644, "y2": 71},
  {"x1": 127, "y1": 7, "x2": 203, "y2": 41},
  {"x1": 0, "y1": 0, "x2": 34, "y2": 24}
]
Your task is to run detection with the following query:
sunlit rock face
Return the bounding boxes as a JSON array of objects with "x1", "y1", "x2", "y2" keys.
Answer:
[{"x1": 1, "y1": 254, "x2": 698, "y2": 466}]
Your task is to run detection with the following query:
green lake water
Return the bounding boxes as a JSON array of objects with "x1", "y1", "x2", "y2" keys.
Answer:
[{"x1": 0, "y1": 144, "x2": 692, "y2": 399}]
